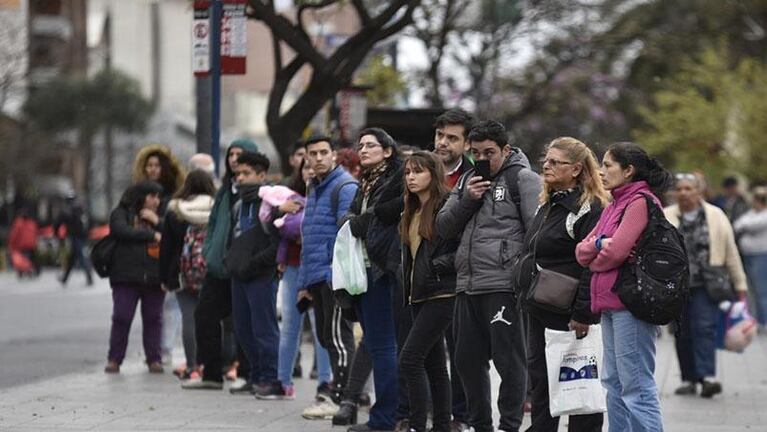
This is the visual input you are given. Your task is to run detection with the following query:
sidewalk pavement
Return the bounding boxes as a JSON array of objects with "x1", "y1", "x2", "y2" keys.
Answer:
[{"x1": 1, "y1": 328, "x2": 766, "y2": 431}]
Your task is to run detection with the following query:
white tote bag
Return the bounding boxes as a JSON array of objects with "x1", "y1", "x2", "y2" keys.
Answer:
[
  {"x1": 332, "y1": 221, "x2": 368, "y2": 295},
  {"x1": 545, "y1": 325, "x2": 607, "y2": 417}
]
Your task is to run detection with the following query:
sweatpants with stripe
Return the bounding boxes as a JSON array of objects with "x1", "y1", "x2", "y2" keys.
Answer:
[{"x1": 309, "y1": 282, "x2": 355, "y2": 402}]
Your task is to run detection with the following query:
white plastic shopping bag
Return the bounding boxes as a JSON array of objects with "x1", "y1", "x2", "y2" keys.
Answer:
[
  {"x1": 545, "y1": 325, "x2": 607, "y2": 417},
  {"x1": 332, "y1": 221, "x2": 368, "y2": 295}
]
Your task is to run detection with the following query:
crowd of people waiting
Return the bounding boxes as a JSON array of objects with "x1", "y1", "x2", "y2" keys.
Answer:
[{"x1": 20, "y1": 108, "x2": 767, "y2": 432}]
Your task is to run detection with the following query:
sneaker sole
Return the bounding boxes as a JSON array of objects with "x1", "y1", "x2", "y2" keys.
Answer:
[
  {"x1": 301, "y1": 413, "x2": 334, "y2": 420},
  {"x1": 256, "y1": 394, "x2": 294, "y2": 401}
]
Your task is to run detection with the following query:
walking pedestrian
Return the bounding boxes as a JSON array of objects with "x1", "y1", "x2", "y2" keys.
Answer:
[
  {"x1": 516, "y1": 137, "x2": 607, "y2": 432},
  {"x1": 159, "y1": 170, "x2": 216, "y2": 380},
  {"x1": 182, "y1": 138, "x2": 259, "y2": 390},
  {"x1": 398, "y1": 152, "x2": 458, "y2": 432},
  {"x1": 56, "y1": 195, "x2": 94, "y2": 287},
  {"x1": 575, "y1": 141, "x2": 673, "y2": 431},
  {"x1": 104, "y1": 180, "x2": 166, "y2": 374},
  {"x1": 667, "y1": 173, "x2": 749, "y2": 397},
  {"x1": 734, "y1": 187, "x2": 767, "y2": 327},
  {"x1": 435, "y1": 120, "x2": 542, "y2": 432},
  {"x1": 297, "y1": 136, "x2": 358, "y2": 418},
  {"x1": 276, "y1": 159, "x2": 334, "y2": 399},
  {"x1": 712, "y1": 176, "x2": 750, "y2": 224}
]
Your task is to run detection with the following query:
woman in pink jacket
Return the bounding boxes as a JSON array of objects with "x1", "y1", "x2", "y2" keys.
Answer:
[{"x1": 576, "y1": 142, "x2": 672, "y2": 432}]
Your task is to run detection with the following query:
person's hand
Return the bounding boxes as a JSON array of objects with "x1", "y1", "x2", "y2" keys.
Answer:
[
  {"x1": 160, "y1": 284, "x2": 169, "y2": 293},
  {"x1": 297, "y1": 290, "x2": 313, "y2": 302},
  {"x1": 600, "y1": 238, "x2": 612, "y2": 250},
  {"x1": 569, "y1": 320, "x2": 590, "y2": 339},
  {"x1": 278, "y1": 263, "x2": 286, "y2": 273},
  {"x1": 140, "y1": 209, "x2": 160, "y2": 226},
  {"x1": 466, "y1": 176, "x2": 492, "y2": 200},
  {"x1": 279, "y1": 200, "x2": 302, "y2": 214},
  {"x1": 153, "y1": 232, "x2": 162, "y2": 243}
]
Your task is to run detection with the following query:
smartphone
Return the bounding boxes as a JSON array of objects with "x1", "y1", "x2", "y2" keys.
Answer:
[{"x1": 474, "y1": 160, "x2": 491, "y2": 181}]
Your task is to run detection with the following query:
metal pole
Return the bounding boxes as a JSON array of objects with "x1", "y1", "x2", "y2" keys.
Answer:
[{"x1": 210, "y1": 0, "x2": 222, "y2": 176}]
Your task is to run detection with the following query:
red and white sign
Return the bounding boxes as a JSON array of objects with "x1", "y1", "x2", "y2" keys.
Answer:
[
  {"x1": 192, "y1": 1, "x2": 211, "y2": 76},
  {"x1": 192, "y1": 0, "x2": 247, "y2": 77},
  {"x1": 337, "y1": 87, "x2": 368, "y2": 141},
  {"x1": 221, "y1": 0, "x2": 247, "y2": 75}
]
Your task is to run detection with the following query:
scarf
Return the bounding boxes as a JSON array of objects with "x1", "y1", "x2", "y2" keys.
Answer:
[
  {"x1": 238, "y1": 184, "x2": 261, "y2": 204},
  {"x1": 590, "y1": 180, "x2": 660, "y2": 301},
  {"x1": 361, "y1": 161, "x2": 388, "y2": 197}
]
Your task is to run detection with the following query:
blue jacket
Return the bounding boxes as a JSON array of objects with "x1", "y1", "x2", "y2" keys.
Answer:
[{"x1": 297, "y1": 166, "x2": 358, "y2": 290}]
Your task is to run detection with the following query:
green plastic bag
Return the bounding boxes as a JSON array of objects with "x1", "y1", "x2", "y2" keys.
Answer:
[{"x1": 332, "y1": 221, "x2": 368, "y2": 295}]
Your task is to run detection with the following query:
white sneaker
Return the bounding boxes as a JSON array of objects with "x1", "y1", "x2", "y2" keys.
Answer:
[{"x1": 301, "y1": 398, "x2": 339, "y2": 420}]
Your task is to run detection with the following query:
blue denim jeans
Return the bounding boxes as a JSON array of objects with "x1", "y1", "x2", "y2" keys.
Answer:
[
  {"x1": 277, "y1": 265, "x2": 332, "y2": 387},
  {"x1": 231, "y1": 276, "x2": 280, "y2": 384},
  {"x1": 356, "y1": 270, "x2": 398, "y2": 430},
  {"x1": 601, "y1": 310, "x2": 663, "y2": 432},
  {"x1": 743, "y1": 253, "x2": 767, "y2": 325}
]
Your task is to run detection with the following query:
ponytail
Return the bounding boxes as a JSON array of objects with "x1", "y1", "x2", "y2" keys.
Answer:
[{"x1": 607, "y1": 142, "x2": 672, "y2": 196}]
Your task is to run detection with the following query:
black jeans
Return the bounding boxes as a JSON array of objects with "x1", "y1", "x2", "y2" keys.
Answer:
[
  {"x1": 345, "y1": 339, "x2": 373, "y2": 402},
  {"x1": 445, "y1": 322, "x2": 468, "y2": 423},
  {"x1": 309, "y1": 282, "x2": 355, "y2": 402},
  {"x1": 195, "y1": 276, "x2": 232, "y2": 382},
  {"x1": 400, "y1": 297, "x2": 454, "y2": 432},
  {"x1": 454, "y1": 292, "x2": 527, "y2": 432},
  {"x1": 62, "y1": 236, "x2": 93, "y2": 284},
  {"x1": 527, "y1": 314, "x2": 603, "y2": 432}
]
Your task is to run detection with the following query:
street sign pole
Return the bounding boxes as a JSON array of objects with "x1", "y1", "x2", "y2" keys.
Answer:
[{"x1": 210, "y1": 0, "x2": 222, "y2": 176}]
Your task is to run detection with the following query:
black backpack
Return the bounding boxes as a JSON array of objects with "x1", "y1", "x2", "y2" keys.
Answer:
[{"x1": 613, "y1": 194, "x2": 690, "y2": 325}]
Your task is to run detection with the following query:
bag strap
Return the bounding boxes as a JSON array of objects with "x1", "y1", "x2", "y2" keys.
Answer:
[{"x1": 331, "y1": 179, "x2": 358, "y2": 220}]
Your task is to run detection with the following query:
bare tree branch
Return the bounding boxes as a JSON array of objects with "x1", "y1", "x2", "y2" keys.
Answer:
[{"x1": 351, "y1": 0, "x2": 372, "y2": 26}]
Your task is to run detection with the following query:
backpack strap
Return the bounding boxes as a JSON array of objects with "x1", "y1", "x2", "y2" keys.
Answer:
[{"x1": 331, "y1": 179, "x2": 358, "y2": 220}]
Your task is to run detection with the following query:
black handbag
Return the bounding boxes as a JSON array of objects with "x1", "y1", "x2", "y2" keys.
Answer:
[
  {"x1": 701, "y1": 266, "x2": 736, "y2": 302},
  {"x1": 522, "y1": 206, "x2": 579, "y2": 314},
  {"x1": 90, "y1": 235, "x2": 117, "y2": 278}
]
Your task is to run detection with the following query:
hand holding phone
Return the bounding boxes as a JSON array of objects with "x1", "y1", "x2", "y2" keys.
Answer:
[{"x1": 474, "y1": 160, "x2": 491, "y2": 180}]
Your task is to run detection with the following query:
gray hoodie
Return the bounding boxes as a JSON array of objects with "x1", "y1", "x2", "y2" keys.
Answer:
[{"x1": 436, "y1": 149, "x2": 542, "y2": 295}]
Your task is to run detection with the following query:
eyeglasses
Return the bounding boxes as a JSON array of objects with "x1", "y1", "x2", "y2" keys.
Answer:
[
  {"x1": 357, "y1": 141, "x2": 382, "y2": 152},
  {"x1": 541, "y1": 158, "x2": 574, "y2": 168}
]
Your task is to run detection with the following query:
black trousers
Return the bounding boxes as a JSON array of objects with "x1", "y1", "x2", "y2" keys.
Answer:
[
  {"x1": 445, "y1": 321, "x2": 468, "y2": 423},
  {"x1": 345, "y1": 339, "x2": 373, "y2": 402},
  {"x1": 392, "y1": 278, "x2": 413, "y2": 421},
  {"x1": 527, "y1": 314, "x2": 603, "y2": 432},
  {"x1": 195, "y1": 276, "x2": 232, "y2": 382},
  {"x1": 400, "y1": 297, "x2": 454, "y2": 432},
  {"x1": 454, "y1": 292, "x2": 527, "y2": 432},
  {"x1": 309, "y1": 282, "x2": 355, "y2": 402}
]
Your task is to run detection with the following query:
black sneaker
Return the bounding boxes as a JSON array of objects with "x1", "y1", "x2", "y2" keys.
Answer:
[
  {"x1": 332, "y1": 401, "x2": 358, "y2": 426},
  {"x1": 674, "y1": 382, "x2": 697, "y2": 395},
  {"x1": 255, "y1": 381, "x2": 290, "y2": 400},
  {"x1": 700, "y1": 380, "x2": 722, "y2": 398},
  {"x1": 316, "y1": 381, "x2": 334, "y2": 402}
]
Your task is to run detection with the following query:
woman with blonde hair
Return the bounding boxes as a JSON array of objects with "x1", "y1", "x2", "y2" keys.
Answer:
[{"x1": 515, "y1": 137, "x2": 608, "y2": 431}]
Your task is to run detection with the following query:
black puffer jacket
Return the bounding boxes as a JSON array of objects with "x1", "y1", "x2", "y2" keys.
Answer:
[
  {"x1": 108, "y1": 206, "x2": 161, "y2": 287},
  {"x1": 402, "y1": 211, "x2": 459, "y2": 304},
  {"x1": 345, "y1": 160, "x2": 404, "y2": 279},
  {"x1": 515, "y1": 188, "x2": 602, "y2": 329}
]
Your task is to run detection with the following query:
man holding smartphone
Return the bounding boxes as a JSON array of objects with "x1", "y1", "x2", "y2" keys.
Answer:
[{"x1": 436, "y1": 120, "x2": 541, "y2": 432}]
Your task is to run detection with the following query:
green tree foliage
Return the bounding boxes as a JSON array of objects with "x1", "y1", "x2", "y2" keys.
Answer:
[
  {"x1": 635, "y1": 45, "x2": 767, "y2": 183},
  {"x1": 354, "y1": 55, "x2": 407, "y2": 107}
]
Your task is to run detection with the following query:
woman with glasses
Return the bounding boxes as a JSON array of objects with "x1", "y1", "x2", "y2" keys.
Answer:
[
  {"x1": 342, "y1": 127, "x2": 403, "y2": 432},
  {"x1": 516, "y1": 137, "x2": 607, "y2": 432},
  {"x1": 665, "y1": 174, "x2": 748, "y2": 398},
  {"x1": 576, "y1": 142, "x2": 672, "y2": 431}
]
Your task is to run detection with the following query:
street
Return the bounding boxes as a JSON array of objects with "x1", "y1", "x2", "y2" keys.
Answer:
[{"x1": 1, "y1": 271, "x2": 766, "y2": 431}]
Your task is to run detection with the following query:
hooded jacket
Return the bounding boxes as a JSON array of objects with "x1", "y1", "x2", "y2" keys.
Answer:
[
  {"x1": 108, "y1": 205, "x2": 160, "y2": 287},
  {"x1": 159, "y1": 195, "x2": 215, "y2": 290},
  {"x1": 435, "y1": 149, "x2": 542, "y2": 295},
  {"x1": 202, "y1": 139, "x2": 259, "y2": 280},
  {"x1": 131, "y1": 144, "x2": 186, "y2": 213}
]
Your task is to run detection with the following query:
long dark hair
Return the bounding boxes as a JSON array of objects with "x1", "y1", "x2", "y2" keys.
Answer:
[
  {"x1": 607, "y1": 142, "x2": 673, "y2": 196},
  {"x1": 358, "y1": 127, "x2": 401, "y2": 165},
  {"x1": 119, "y1": 180, "x2": 163, "y2": 213},
  {"x1": 289, "y1": 158, "x2": 309, "y2": 197},
  {"x1": 174, "y1": 169, "x2": 216, "y2": 200},
  {"x1": 400, "y1": 152, "x2": 449, "y2": 245},
  {"x1": 144, "y1": 151, "x2": 181, "y2": 195}
]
